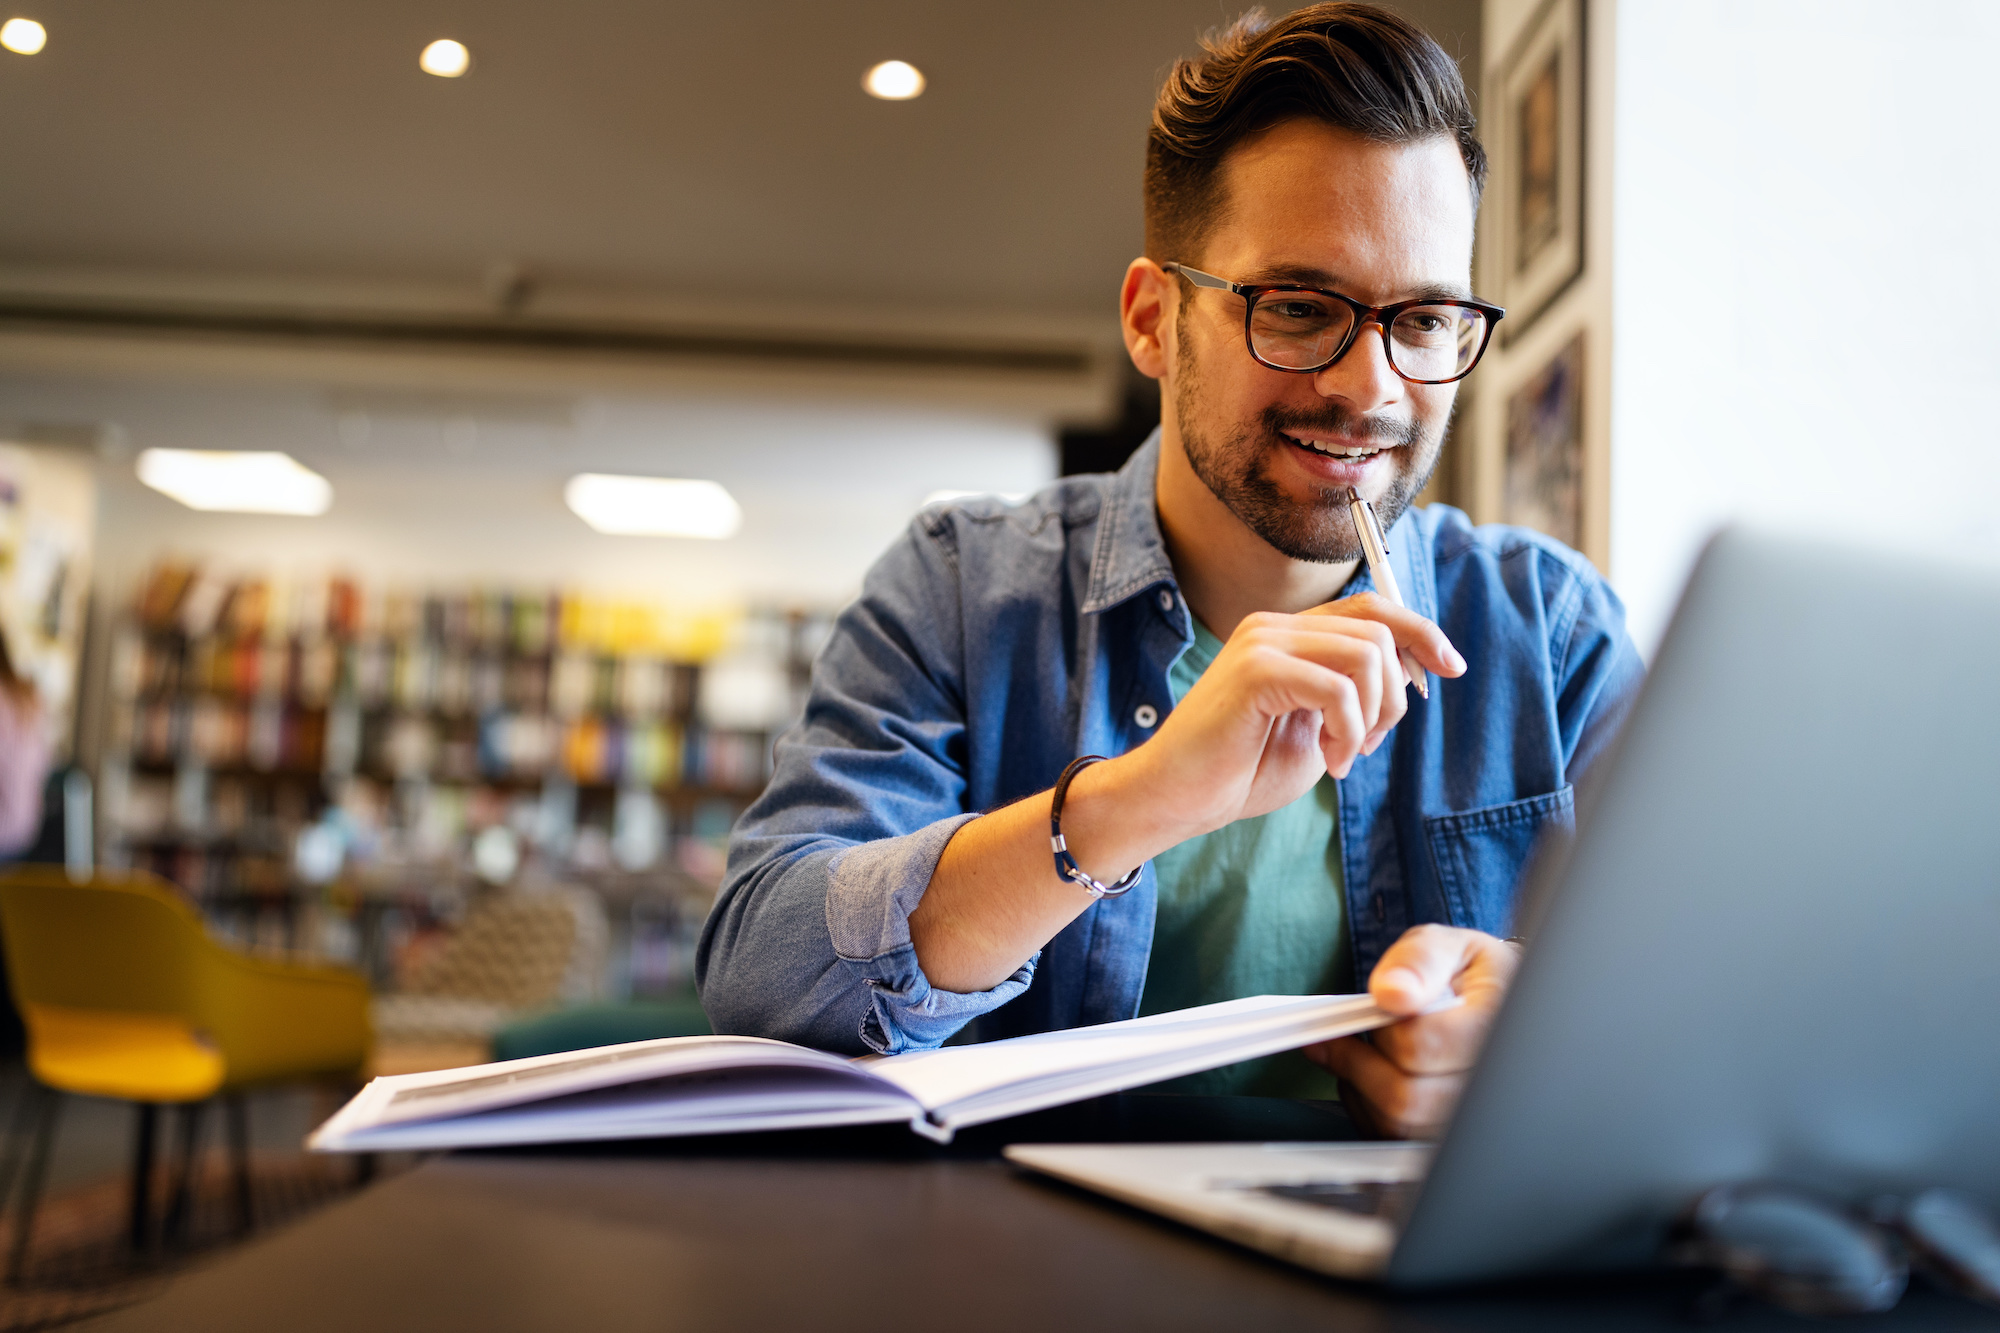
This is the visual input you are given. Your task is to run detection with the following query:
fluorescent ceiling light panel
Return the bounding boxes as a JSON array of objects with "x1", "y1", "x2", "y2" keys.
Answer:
[
  {"x1": 924, "y1": 489, "x2": 1026, "y2": 508},
  {"x1": 565, "y1": 474, "x2": 742, "y2": 539},
  {"x1": 136, "y1": 450, "x2": 333, "y2": 515}
]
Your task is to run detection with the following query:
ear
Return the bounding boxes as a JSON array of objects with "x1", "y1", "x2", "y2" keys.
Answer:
[{"x1": 1119, "y1": 258, "x2": 1175, "y2": 382}]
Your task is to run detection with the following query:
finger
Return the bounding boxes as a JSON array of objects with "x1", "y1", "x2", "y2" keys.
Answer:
[
  {"x1": 1353, "y1": 620, "x2": 1407, "y2": 753},
  {"x1": 1235, "y1": 624, "x2": 1395, "y2": 738},
  {"x1": 1306, "y1": 1036, "x2": 1462, "y2": 1140},
  {"x1": 1367, "y1": 923, "x2": 1492, "y2": 1016},
  {"x1": 1304, "y1": 596, "x2": 1466, "y2": 678},
  {"x1": 1228, "y1": 652, "x2": 1368, "y2": 776},
  {"x1": 1368, "y1": 929, "x2": 1520, "y2": 1075}
]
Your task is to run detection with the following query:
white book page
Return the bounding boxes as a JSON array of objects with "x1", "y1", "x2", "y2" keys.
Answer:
[
  {"x1": 324, "y1": 1066, "x2": 921, "y2": 1151},
  {"x1": 871, "y1": 994, "x2": 1392, "y2": 1127},
  {"x1": 309, "y1": 1035, "x2": 872, "y2": 1149}
]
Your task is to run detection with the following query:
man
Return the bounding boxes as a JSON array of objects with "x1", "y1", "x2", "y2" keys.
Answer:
[{"x1": 699, "y1": 3, "x2": 1642, "y2": 1138}]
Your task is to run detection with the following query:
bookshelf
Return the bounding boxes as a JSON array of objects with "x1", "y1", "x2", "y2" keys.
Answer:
[{"x1": 99, "y1": 561, "x2": 830, "y2": 1000}]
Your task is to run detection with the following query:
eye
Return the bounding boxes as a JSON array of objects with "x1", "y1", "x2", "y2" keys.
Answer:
[{"x1": 1266, "y1": 298, "x2": 1332, "y2": 322}]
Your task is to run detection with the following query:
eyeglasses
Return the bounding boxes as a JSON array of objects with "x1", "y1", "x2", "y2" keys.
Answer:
[
  {"x1": 1163, "y1": 263, "x2": 1504, "y2": 385},
  {"x1": 1669, "y1": 1182, "x2": 2000, "y2": 1318}
]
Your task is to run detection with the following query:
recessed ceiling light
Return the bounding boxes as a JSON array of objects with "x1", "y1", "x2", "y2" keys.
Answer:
[
  {"x1": 420, "y1": 38, "x2": 470, "y2": 78},
  {"x1": 0, "y1": 18, "x2": 46, "y2": 54},
  {"x1": 863, "y1": 60, "x2": 925, "y2": 101},
  {"x1": 136, "y1": 450, "x2": 333, "y2": 515},
  {"x1": 564, "y1": 474, "x2": 742, "y2": 539}
]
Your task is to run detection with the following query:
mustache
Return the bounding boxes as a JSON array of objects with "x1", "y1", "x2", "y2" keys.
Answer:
[{"x1": 1260, "y1": 403, "x2": 1424, "y2": 448}]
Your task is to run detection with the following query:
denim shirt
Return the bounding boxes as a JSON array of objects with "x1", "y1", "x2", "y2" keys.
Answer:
[{"x1": 698, "y1": 433, "x2": 1645, "y2": 1056}]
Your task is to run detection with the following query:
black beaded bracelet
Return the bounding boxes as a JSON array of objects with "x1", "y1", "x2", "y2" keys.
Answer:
[{"x1": 1050, "y1": 755, "x2": 1144, "y2": 899}]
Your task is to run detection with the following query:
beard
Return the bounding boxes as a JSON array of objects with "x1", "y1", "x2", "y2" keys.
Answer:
[{"x1": 1175, "y1": 322, "x2": 1443, "y2": 564}]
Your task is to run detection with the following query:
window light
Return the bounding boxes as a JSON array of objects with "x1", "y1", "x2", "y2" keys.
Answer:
[
  {"x1": 863, "y1": 60, "x2": 925, "y2": 100},
  {"x1": 420, "y1": 38, "x2": 470, "y2": 78},
  {"x1": 564, "y1": 474, "x2": 742, "y2": 539},
  {"x1": 0, "y1": 18, "x2": 45, "y2": 54},
  {"x1": 136, "y1": 450, "x2": 334, "y2": 515}
]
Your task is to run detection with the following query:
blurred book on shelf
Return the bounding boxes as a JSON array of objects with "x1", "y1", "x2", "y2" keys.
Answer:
[{"x1": 98, "y1": 559, "x2": 838, "y2": 1021}]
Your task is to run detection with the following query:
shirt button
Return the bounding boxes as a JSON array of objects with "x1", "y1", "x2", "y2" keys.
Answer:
[
  {"x1": 1133, "y1": 704, "x2": 1159, "y2": 729},
  {"x1": 1371, "y1": 892, "x2": 1386, "y2": 923},
  {"x1": 1157, "y1": 590, "x2": 1174, "y2": 612}
]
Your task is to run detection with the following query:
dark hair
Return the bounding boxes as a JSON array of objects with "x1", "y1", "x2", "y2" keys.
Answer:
[{"x1": 1145, "y1": 3, "x2": 1485, "y2": 262}]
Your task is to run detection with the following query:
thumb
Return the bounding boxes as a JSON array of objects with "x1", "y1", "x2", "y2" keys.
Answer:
[{"x1": 1368, "y1": 925, "x2": 1484, "y2": 1016}]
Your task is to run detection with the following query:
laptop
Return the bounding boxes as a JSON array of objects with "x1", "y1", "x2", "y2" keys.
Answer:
[{"x1": 1007, "y1": 526, "x2": 2000, "y2": 1287}]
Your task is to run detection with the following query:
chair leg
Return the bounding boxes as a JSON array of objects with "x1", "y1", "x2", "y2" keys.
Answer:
[
  {"x1": 224, "y1": 1093, "x2": 252, "y2": 1235},
  {"x1": 0, "y1": 1074, "x2": 44, "y2": 1216},
  {"x1": 162, "y1": 1101, "x2": 206, "y2": 1248},
  {"x1": 6, "y1": 1086, "x2": 60, "y2": 1285},
  {"x1": 128, "y1": 1102, "x2": 159, "y2": 1256}
]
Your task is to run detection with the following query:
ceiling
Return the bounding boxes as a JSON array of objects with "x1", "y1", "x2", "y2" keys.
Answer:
[{"x1": 0, "y1": 0, "x2": 1480, "y2": 326}]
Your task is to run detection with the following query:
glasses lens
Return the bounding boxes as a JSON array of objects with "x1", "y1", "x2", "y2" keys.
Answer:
[
  {"x1": 1247, "y1": 291, "x2": 1355, "y2": 370},
  {"x1": 1677, "y1": 1185, "x2": 1907, "y2": 1317},
  {"x1": 1387, "y1": 305, "x2": 1489, "y2": 383},
  {"x1": 1900, "y1": 1189, "x2": 2000, "y2": 1306}
]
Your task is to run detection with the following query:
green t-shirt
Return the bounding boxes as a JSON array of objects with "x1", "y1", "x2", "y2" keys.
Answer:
[{"x1": 1137, "y1": 619, "x2": 1351, "y2": 1099}]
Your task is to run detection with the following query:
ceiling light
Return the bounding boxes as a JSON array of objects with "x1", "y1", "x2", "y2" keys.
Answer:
[
  {"x1": 1, "y1": 18, "x2": 46, "y2": 54},
  {"x1": 564, "y1": 474, "x2": 741, "y2": 539},
  {"x1": 420, "y1": 38, "x2": 470, "y2": 78},
  {"x1": 863, "y1": 60, "x2": 925, "y2": 100},
  {"x1": 136, "y1": 450, "x2": 333, "y2": 515},
  {"x1": 923, "y1": 489, "x2": 1026, "y2": 508}
]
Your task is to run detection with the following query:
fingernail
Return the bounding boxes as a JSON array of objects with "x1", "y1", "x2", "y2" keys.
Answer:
[
  {"x1": 1446, "y1": 645, "x2": 1467, "y2": 673},
  {"x1": 1381, "y1": 966, "x2": 1423, "y2": 995}
]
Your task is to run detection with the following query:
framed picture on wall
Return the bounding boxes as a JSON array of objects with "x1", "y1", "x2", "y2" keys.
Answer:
[
  {"x1": 1489, "y1": 0, "x2": 1585, "y2": 343},
  {"x1": 1504, "y1": 332, "x2": 1584, "y2": 549}
]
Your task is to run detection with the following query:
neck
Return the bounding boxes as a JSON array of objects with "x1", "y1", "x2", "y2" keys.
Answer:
[{"x1": 1153, "y1": 421, "x2": 1361, "y2": 641}]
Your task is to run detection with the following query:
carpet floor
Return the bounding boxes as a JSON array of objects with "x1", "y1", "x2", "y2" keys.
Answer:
[{"x1": 0, "y1": 1151, "x2": 385, "y2": 1331}]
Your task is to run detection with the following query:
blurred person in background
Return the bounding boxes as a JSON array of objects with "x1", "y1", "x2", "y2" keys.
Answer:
[{"x1": 0, "y1": 625, "x2": 49, "y2": 859}]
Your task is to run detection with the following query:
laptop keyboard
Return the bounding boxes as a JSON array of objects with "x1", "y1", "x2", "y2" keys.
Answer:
[{"x1": 1256, "y1": 1178, "x2": 1419, "y2": 1219}]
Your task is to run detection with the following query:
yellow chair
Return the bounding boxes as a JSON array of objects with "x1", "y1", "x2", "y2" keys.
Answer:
[{"x1": 0, "y1": 866, "x2": 370, "y2": 1277}]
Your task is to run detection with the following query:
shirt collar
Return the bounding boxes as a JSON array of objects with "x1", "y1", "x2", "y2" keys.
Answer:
[{"x1": 1081, "y1": 428, "x2": 1179, "y2": 615}]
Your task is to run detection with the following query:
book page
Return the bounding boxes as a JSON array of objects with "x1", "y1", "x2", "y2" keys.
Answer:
[
  {"x1": 310, "y1": 1035, "x2": 875, "y2": 1149},
  {"x1": 870, "y1": 994, "x2": 1393, "y2": 1132},
  {"x1": 320, "y1": 1065, "x2": 921, "y2": 1151}
]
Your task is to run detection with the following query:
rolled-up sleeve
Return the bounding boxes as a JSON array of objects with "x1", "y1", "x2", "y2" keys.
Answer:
[{"x1": 696, "y1": 519, "x2": 1036, "y2": 1054}]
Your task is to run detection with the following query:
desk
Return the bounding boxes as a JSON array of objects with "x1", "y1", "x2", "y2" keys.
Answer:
[{"x1": 80, "y1": 1096, "x2": 1999, "y2": 1332}]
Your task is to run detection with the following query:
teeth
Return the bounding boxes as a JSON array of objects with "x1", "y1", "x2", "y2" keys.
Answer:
[{"x1": 1289, "y1": 435, "x2": 1382, "y2": 459}]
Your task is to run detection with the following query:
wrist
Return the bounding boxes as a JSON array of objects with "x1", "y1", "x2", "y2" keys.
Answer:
[{"x1": 1052, "y1": 750, "x2": 1201, "y2": 888}]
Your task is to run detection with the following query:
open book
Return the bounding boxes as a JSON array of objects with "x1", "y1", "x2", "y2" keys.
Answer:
[{"x1": 309, "y1": 994, "x2": 1392, "y2": 1151}]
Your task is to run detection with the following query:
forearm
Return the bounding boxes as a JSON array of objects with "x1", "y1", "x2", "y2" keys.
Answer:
[{"x1": 909, "y1": 751, "x2": 1191, "y2": 992}]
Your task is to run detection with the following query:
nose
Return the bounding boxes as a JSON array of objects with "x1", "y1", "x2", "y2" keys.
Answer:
[{"x1": 1310, "y1": 320, "x2": 1404, "y2": 415}]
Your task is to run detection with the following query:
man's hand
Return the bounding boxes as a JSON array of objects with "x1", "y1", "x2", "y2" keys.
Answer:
[
  {"x1": 1127, "y1": 593, "x2": 1466, "y2": 844},
  {"x1": 1306, "y1": 925, "x2": 1519, "y2": 1139},
  {"x1": 912, "y1": 596, "x2": 1462, "y2": 995}
]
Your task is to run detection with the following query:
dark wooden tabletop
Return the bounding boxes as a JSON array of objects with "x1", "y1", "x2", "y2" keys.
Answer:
[{"x1": 80, "y1": 1095, "x2": 2000, "y2": 1332}]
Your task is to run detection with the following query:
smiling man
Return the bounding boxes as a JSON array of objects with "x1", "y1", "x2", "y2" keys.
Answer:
[{"x1": 699, "y1": 3, "x2": 1643, "y2": 1137}]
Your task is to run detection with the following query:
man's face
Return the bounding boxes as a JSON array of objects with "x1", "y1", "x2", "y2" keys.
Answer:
[{"x1": 1169, "y1": 120, "x2": 1476, "y2": 563}]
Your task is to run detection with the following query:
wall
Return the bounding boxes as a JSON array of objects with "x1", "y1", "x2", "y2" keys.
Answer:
[
  {"x1": 1461, "y1": 0, "x2": 1615, "y2": 570},
  {"x1": 1609, "y1": 1, "x2": 2000, "y2": 651}
]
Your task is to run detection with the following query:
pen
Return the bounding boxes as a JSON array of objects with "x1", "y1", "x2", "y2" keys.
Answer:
[{"x1": 1339, "y1": 487, "x2": 1428, "y2": 700}]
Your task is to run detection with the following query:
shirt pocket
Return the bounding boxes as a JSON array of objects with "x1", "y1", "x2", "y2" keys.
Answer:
[{"x1": 1424, "y1": 786, "x2": 1575, "y2": 936}]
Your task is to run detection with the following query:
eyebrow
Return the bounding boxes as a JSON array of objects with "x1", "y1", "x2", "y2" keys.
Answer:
[{"x1": 1234, "y1": 265, "x2": 1475, "y2": 303}]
